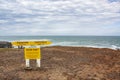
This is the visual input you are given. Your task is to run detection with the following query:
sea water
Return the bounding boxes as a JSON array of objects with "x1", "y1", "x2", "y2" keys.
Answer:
[{"x1": 0, "y1": 36, "x2": 120, "y2": 49}]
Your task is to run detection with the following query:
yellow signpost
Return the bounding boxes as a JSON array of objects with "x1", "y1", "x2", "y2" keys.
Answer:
[
  {"x1": 11, "y1": 40, "x2": 52, "y2": 69},
  {"x1": 11, "y1": 41, "x2": 52, "y2": 46},
  {"x1": 24, "y1": 48, "x2": 41, "y2": 59}
]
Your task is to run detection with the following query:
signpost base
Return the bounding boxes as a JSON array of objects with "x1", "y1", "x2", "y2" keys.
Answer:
[
  {"x1": 25, "y1": 59, "x2": 32, "y2": 70},
  {"x1": 25, "y1": 59, "x2": 41, "y2": 70},
  {"x1": 24, "y1": 67, "x2": 32, "y2": 70}
]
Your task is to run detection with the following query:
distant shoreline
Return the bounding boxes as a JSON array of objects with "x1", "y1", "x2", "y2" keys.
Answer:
[
  {"x1": 0, "y1": 40, "x2": 119, "y2": 50},
  {"x1": 0, "y1": 36, "x2": 120, "y2": 50}
]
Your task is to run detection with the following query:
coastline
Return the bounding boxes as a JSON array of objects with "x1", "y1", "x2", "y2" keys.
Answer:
[
  {"x1": 0, "y1": 46, "x2": 120, "y2": 80},
  {"x1": 0, "y1": 36, "x2": 120, "y2": 50},
  {"x1": 11, "y1": 44, "x2": 120, "y2": 50},
  {"x1": 50, "y1": 45, "x2": 120, "y2": 50}
]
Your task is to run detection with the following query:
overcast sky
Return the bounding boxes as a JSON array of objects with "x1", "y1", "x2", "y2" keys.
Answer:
[{"x1": 0, "y1": 0, "x2": 120, "y2": 36}]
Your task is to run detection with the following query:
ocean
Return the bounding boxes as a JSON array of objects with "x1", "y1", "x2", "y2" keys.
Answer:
[{"x1": 0, "y1": 36, "x2": 120, "y2": 49}]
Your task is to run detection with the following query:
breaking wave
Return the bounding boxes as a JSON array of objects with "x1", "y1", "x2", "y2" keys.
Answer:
[{"x1": 51, "y1": 41, "x2": 120, "y2": 50}]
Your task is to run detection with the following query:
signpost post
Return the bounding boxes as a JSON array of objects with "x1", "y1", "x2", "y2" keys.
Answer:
[{"x1": 11, "y1": 40, "x2": 52, "y2": 70}]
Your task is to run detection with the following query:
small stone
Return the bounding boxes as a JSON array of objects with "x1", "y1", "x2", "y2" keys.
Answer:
[{"x1": 24, "y1": 67, "x2": 32, "y2": 71}]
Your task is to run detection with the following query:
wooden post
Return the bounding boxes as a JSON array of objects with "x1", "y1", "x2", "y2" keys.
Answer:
[
  {"x1": 25, "y1": 59, "x2": 32, "y2": 70},
  {"x1": 36, "y1": 46, "x2": 41, "y2": 68},
  {"x1": 36, "y1": 59, "x2": 41, "y2": 67},
  {"x1": 25, "y1": 59, "x2": 30, "y2": 67}
]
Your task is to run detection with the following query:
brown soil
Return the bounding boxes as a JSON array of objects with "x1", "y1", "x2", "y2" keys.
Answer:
[{"x1": 0, "y1": 46, "x2": 120, "y2": 80}]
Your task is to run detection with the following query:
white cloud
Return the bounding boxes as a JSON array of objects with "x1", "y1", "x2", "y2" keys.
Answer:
[
  {"x1": 0, "y1": 0, "x2": 120, "y2": 35},
  {"x1": 0, "y1": 20, "x2": 8, "y2": 23}
]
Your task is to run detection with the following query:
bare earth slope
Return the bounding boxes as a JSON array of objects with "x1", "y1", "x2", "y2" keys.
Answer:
[{"x1": 0, "y1": 46, "x2": 120, "y2": 80}]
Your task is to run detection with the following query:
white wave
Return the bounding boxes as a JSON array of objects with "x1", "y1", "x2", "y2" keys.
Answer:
[
  {"x1": 51, "y1": 42, "x2": 120, "y2": 50},
  {"x1": 111, "y1": 45, "x2": 120, "y2": 50},
  {"x1": 51, "y1": 41, "x2": 79, "y2": 46},
  {"x1": 78, "y1": 45, "x2": 120, "y2": 50}
]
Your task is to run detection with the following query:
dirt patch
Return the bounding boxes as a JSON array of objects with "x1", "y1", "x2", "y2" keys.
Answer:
[{"x1": 0, "y1": 46, "x2": 120, "y2": 80}]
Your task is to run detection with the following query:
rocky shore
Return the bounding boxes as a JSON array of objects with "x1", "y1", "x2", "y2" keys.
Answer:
[
  {"x1": 0, "y1": 41, "x2": 12, "y2": 48},
  {"x1": 0, "y1": 46, "x2": 120, "y2": 80}
]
